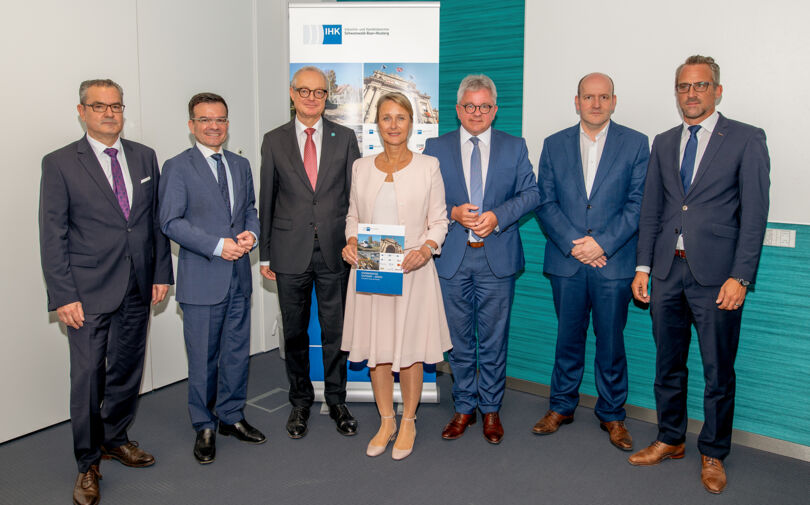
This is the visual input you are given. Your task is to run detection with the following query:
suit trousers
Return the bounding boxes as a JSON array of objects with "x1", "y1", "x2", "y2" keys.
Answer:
[
  {"x1": 651, "y1": 256, "x2": 742, "y2": 459},
  {"x1": 67, "y1": 264, "x2": 149, "y2": 473},
  {"x1": 276, "y1": 239, "x2": 349, "y2": 408},
  {"x1": 548, "y1": 268, "x2": 631, "y2": 421},
  {"x1": 440, "y1": 246, "x2": 515, "y2": 414},
  {"x1": 180, "y1": 266, "x2": 250, "y2": 431}
]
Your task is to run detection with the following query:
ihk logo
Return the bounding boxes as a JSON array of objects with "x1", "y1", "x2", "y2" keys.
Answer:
[{"x1": 303, "y1": 24, "x2": 342, "y2": 45}]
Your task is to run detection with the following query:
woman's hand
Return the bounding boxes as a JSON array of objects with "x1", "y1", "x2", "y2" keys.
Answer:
[
  {"x1": 342, "y1": 237, "x2": 358, "y2": 266},
  {"x1": 401, "y1": 246, "x2": 431, "y2": 273}
]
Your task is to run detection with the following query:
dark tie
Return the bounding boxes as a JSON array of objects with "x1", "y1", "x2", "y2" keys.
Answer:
[
  {"x1": 680, "y1": 125, "x2": 701, "y2": 194},
  {"x1": 211, "y1": 153, "x2": 231, "y2": 219},
  {"x1": 103, "y1": 147, "x2": 130, "y2": 220},
  {"x1": 469, "y1": 137, "x2": 483, "y2": 240}
]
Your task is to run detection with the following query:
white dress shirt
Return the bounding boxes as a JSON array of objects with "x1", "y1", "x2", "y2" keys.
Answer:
[
  {"x1": 197, "y1": 143, "x2": 235, "y2": 257},
  {"x1": 295, "y1": 116, "x2": 324, "y2": 170},
  {"x1": 459, "y1": 126, "x2": 492, "y2": 242},
  {"x1": 580, "y1": 121, "x2": 610, "y2": 198},
  {"x1": 86, "y1": 134, "x2": 133, "y2": 208}
]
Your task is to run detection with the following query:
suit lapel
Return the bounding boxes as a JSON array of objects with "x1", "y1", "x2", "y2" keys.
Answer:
[
  {"x1": 121, "y1": 140, "x2": 143, "y2": 220},
  {"x1": 281, "y1": 120, "x2": 314, "y2": 194},
  {"x1": 76, "y1": 137, "x2": 128, "y2": 222},
  {"x1": 589, "y1": 123, "x2": 624, "y2": 199},
  {"x1": 317, "y1": 119, "x2": 337, "y2": 195},
  {"x1": 449, "y1": 129, "x2": 470, "y2": 202},
  {"x1": 483, "y1": 130, "x2": 499, "y2": 208},
  {"x1": 190, "y1": 147, "x2": 232, "y2": 221},
  {"x1": 224, "y1": 151, "x2": 242, "y2": 218},
  {"x1": 688, "y1": 113, "x2": 728, "y2": 197},
  {"x1": 565, "y1": 126, "x2": 588, "y2": 199}
]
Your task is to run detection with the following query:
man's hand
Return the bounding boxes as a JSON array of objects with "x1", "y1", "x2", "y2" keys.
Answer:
[
  {"x1": 57, "y1": 301, "x2": 84, "y2": 329},
  {"x1": 471, "y1": 211, "x2": 498, "y2": 238},
  {"x1": 632, "y1": 272, "x2": 650, "y2": 303},
  {"x1": 260, "y1": 265, "x2": 276, "y2": 281},
  {"x1": 587, "y1": 255, "x2": 608, "y2": 268},
  {"x1": 236, "y1": 231, "x2": 256, "y2": 251},
  {"x1": 451, "y1": 203, "x2": 480, "y2": 228},
  {"x1": 402, "y1": 246, "x2": 431, "y2": 273},
  {"x1": 716, "y1": 278, "x2": 747, "y2": 310},
  {"x1": 342, "y1": 237, "x2": 358, "y2": 266},
  {"x1": 221, "y1": 238, "x2": 248, "y2": 261},
  {"x1": 571, "y1": 236, "x2": 605, "y2": 264},
  {"x1": 151, "y1": 284, "x2": 169, "y2": 305}
]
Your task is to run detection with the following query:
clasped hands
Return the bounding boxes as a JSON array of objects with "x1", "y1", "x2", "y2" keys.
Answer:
[
  {"x1": 342, "y1": 237, "x2": 432, "y2": 273},
  {"x1": 571, "y1": 236, "x2": 606, "y2": 268},
  {"x1": 451, "y1": 204, "x2": 498, "y2": 238},
  {"x1": 222, "y1": 231, "x2": 255, "y2": 261}
]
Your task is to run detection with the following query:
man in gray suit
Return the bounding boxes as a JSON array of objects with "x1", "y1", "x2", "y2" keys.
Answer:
[
  {"x1": 259, "y1": 66, "x2": 361, "y2": 438},
  {"x1": 159, "y1": 92, "x2": 264, "y2": 465},
  {"x1": 39, "y1": 79, "x2": 173, "y2": 505}
]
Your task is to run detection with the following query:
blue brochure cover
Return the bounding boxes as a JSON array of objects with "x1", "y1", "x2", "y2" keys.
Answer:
[{"x1": 355, "y1": 223, "x2": 405, "y2": 296}]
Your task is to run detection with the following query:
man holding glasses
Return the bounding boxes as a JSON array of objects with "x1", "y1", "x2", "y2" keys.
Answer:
[
  {"x1": 160, "y1": 92, "x2": 264, "y2": 464},
  {"x1": 424, "y1": 74, "x2": 539, "y2": 444},
  {"x1": 629, "y1": 56, "x2": 770, "y2": 494},
  {"x1": 259, "y1": 66, "x2": 361, "y2": 439}
]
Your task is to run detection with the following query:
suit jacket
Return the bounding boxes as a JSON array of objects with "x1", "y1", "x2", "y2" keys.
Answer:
[
  {"x1": 536, "y1": 121, "x2": 649, "y2": 280},
  {"x1": 39, "y1": 136, "x2": 173, "y2": 313},
  {"x1": 259, "y1": 117, "x2": 361, "y2": 274},
  {"x1": 637, "y1": 113, "x2": 770, "y2": 285},
  {"x1": 344, "y1": 153, "x2": 448, "y2": 252},
  {"x1": 159, "y1": 147, "x2": 260, "y2": 305},
  {"x1": 424, "y1": 128, "x2": 540, "y2": 279}
]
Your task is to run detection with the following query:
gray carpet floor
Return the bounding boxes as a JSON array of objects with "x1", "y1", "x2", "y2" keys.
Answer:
[{"x1": 1, "y1": 350, "x2": 808, "y2": 505}]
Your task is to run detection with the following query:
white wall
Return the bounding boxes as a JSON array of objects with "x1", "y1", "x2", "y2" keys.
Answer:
[
  {"x1": 523, "y1": 0, "x2": 810, "y2": 225},
  {"x1": 0, "y1": 0, "x2": 292, "y2": 443}
]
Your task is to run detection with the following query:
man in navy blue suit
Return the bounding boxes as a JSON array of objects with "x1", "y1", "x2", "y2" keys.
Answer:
[
  {"x1": 424, "y1": 74, "x2": 540, "y2": 444},
  {"x1": 160, "y1": 93, "x2": 264, "y2": 465},
  {"x1": 628, "y1": 56, "x2": 770, "y2": 494},
  {"x1": 533, "y1": 73, "x2": 649, "y2": 451}
]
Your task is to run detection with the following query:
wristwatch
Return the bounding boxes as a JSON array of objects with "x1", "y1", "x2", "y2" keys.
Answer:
[
  {"x1": 424, "y1": 243, "x2": 437, "y2": 256},
  {"x1": 734, "y1": 277, "x2": 750, "y2": 287}
]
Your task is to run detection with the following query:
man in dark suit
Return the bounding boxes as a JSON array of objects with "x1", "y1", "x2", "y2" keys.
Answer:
[
  {"x1": 259, "y1": 66, "x2": 361, "y2": 438},
  {"x1": 424, "y1": 74, "x2": 540, "y2": 444},
  {"x1": 159, "y1": 93, "x2": 264, "y2": 465},
  {"x1": 628, "y1": 56, "x2": 770, "y2": 494},
  {"x1": 39, "y1": 79, "x2": 173, "y2": 505},
  {"x1": 533, "y1": 73, "x2": 648, "y2": 451}
]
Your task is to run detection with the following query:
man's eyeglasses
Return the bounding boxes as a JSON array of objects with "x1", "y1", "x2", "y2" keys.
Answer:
[
  {"x1": 294, "y1": 87, "x2": 328, "y2": 99},
  {"x1": 84, "y1": 102, "x2": 125, "y2": 113},
  {"x1": 191, "y1": 117, "x2": 229, "y2": 125},
  {"x1": 460, "y1": 103, "x2": 493, "y2": 114},
  {"x1": 676, "y1": 81, "x2": 713, "y2": 94}
]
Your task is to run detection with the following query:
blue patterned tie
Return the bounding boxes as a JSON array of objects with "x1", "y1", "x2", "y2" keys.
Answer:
[
  {"x1": 680, "y1": 125, "x2": 700, "y2": 194},
  {"x1": 211, "y1": 153, "x2": 231, "y2": 219},
  {"x1": 469, "y1": 137, "x2": 483, "y2": 240}
]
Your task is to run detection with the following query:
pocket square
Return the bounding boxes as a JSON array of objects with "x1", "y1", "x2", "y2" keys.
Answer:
[{"x1": 141, "y1": 176, "x2": 151, "y2": 183}]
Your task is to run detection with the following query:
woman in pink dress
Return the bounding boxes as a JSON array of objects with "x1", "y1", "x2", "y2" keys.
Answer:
[{"x1": 341, "y1": 92, "x2": 451, "y2": 460}]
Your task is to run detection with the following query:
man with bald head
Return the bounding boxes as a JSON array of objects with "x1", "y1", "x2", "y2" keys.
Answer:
[{"x1": 533, "y1": 73, "x2": 649, "y2": 450}]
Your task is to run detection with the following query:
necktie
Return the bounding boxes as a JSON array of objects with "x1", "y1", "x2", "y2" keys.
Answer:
[
  {"x1": 103, "y1": 147, "x2": 130, "y2": 220},
  {"x1": 469, "y1": 137, "x2": 483, "y2": 240},
  {"x1": 304, "y1": 127, "x2": 318, "y2": 190},
  {"x1": 680, "y1": 125, "x2": 701, "y2": 194},
  {"x1": 211, "y1": 153, "x2": 231, "y2": 219}
]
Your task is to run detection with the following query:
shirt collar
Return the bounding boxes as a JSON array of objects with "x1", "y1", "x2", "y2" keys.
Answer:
[
  {"x1": 295, "y1": 116, "x2": 323, "y2": 136},
  {"x1": 579, "y1": 120, "x2": 611, "y2": 142},
  {"x1": 460, "y1": 126, "x2": 492, "y2": 146},
  {"x1": 196, "y1": 142, "x2": 223, "y2": 159},
  {"x1": 86, "y1": 133, "x2": 123, "y2": 157},
  {"x1": 682, "y1": 110, "x2": 719, "y2": 136}
]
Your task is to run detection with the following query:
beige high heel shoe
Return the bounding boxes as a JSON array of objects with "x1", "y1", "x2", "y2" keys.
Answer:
[
  {"x1": 391, "y1": 416, "x2": 417, "y2": 461},
  {"x1": 366, "y1": 415, "x2": 397, "y2": 457}
]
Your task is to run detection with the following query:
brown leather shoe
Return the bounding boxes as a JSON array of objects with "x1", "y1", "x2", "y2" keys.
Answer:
[
  {"x1": 600, "y1": 420, "x2": 633, "y2": 451},
  {"x1": 531, "y1": 410, "x2": 573, "y2": 434},
  {"x1": 441, "y1": 412, "x2": 476, "y2": 440},
  {"x1": 628, "y1": 440, "x2": 685, "y2": 466},
  {"x1": 73, "y1": 465, "x2": 101, "y2": 505},
  {"x1": 701, "y1": 455, "x2": 727, "y2": 494},
  {"x1": 101, "y1": 441, "x2": 155, "y2": 467},
  {"x1": 482, "y1": 412, "x2": 504, "y2": 444}
]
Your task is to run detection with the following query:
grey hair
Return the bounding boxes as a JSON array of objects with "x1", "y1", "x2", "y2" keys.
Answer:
[
  {"x1": 291, "y1": 66, "x2": 329, "y2": 91},
  {"x1": 456, "y1": 74, "x2": 497, "y2": 104},
  {"x1": 675, "y1": 55, "x2": 720, "y2": 86},
  {"x1": 79, "y1": 79, "x2": 123, "y2": 104}
]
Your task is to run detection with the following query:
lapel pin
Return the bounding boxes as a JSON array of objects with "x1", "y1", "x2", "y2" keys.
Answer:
[{"x1": 331, "y1": 132, "x2": 335, "y2": 137}]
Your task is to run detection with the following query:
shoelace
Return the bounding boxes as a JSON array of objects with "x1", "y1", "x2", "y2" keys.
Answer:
[
  {"x1": 81, "y1": 467, "x2": 101, "y2": 488},
  {"x1": 704, "y1": 457, "x2": 720, "y2": 468}
]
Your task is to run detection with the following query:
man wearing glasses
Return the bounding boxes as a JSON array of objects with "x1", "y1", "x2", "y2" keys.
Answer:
[
  {"x1": 629, "y1": 56, "x2": 770, "y2": 494},
  {"x1": 424, "y1": 74, "x2": 539, "y2": 444},
  {"x1": 39, "y1": 79, "x2": 173, "y2": 505},
  {"x1": 259, "y1": 66, "x2": 361, "y2": 438},
  {"x1": 159, "y1": 93, "x2": 263, "y2": 465}
]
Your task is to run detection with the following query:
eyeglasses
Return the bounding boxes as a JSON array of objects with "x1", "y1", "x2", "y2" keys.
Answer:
[
  {"x1": 84, "y1": 102, "x2": 125, "y2": 113},
  {"x1": 460, "y1": 103, "x2": 493, "y2": 114},
  {"x1": 294, "y1": 87, "x2": 328, "y2": 99},
  {"x1": 191, "y1": 117, "x2": 229, "y2": 125},
  {"x1": 676, "y1": 81, "x2": 713, "y2": 94}
]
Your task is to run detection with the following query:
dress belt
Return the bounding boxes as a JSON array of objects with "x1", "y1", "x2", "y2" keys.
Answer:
[
  {"x1": 467, "y1": 241, "x2": 484, "y2": 249},
  {"x1": 675, "y1": 249, "x2": 686, "y2": 259}
]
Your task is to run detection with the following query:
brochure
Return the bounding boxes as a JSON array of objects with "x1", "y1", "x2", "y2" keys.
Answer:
[{"x1": 355, "y1": 223, "x2": 405, "y2": 295}]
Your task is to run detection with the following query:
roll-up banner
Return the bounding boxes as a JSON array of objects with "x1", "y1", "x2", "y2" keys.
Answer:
[{"x1": 289, "y1": 2, "x2": 441, "y2": 406}]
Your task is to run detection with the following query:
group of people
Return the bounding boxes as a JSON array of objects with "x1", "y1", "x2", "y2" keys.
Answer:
[{"x1": 38, "y1": 54, "x2": 769, "y2": 505}]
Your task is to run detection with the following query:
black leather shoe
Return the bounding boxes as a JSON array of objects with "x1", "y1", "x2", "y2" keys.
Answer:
[
  {"x1": 329, "y1": 403, "x2": 358, "y2": 436},
  {"x1": 286, "y1": 406, "x2": 310, "y2": 439},
  {"x1": 219, "y1": 419, "x2": 266, "y2": 444},
  {"x1": 193, "y1": 429, "x2": 216, "y2": 464}
]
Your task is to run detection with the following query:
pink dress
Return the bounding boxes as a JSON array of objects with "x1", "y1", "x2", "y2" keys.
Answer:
[{"x1": 341, "y1": 153, "x2": 452, "y2": 371}]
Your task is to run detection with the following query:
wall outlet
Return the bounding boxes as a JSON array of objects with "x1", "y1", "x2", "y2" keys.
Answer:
[{"x1": 763, "y1": 228, "x2": 796, "y2": 248}]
